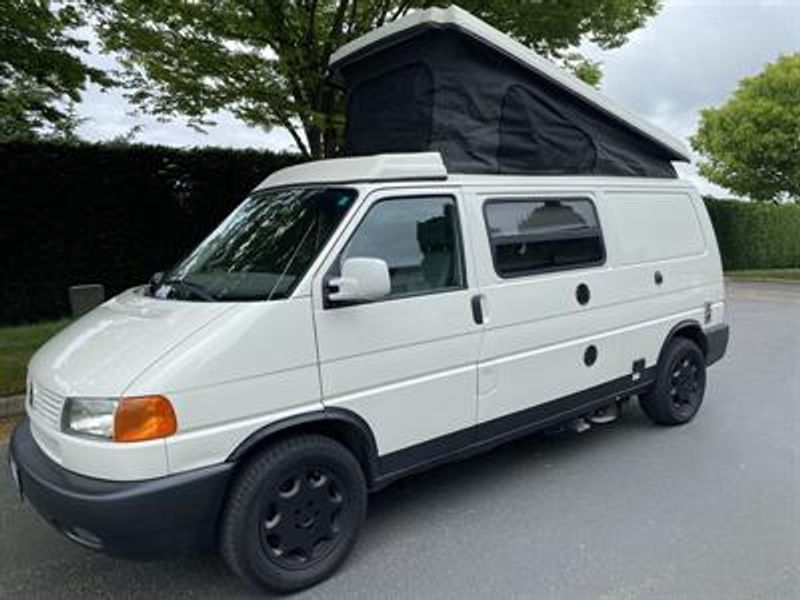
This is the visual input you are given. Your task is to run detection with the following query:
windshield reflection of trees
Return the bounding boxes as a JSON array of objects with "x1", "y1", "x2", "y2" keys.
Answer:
[{"x1": 168, "y1": 188, "x2": 353, "y2": 300}]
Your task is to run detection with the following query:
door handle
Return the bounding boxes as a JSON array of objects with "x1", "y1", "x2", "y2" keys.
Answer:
[{"x1": 471, "y1": 294, "x2": 484, "y2": 325}]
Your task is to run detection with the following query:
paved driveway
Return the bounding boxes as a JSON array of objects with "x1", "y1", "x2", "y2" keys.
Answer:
[{"x1": 1, "y1": 282, "x2": 799, "y2": 599}]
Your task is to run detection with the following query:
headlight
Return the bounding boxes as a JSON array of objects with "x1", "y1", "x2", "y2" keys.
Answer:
[
  {"x1": 62, "y1": 395, "x2": 177, "y2": 442},
  {"x1": 62, "y1": 397, "x2": 119, "y2": 439}
]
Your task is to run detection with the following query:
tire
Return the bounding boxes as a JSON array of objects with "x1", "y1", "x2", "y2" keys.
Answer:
[
  {"x1": 220, "y1": 434, "x2": 367, "y2": 594},
  {"x1": 640, "y1": 337, "x2": 707, "y2": 426}
]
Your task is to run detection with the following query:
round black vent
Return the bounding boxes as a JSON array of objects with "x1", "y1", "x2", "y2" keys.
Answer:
[
  {"x1": 576, "y1": 283, "x2": 591, "y2": 305},
  {"x1": 584, "y1": 345, "x2": 598, "y2": 367}
]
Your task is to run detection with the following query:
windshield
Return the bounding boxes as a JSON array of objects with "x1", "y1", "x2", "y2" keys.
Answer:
[{"x1": 151, "y1": 187, "x2": 357, "y2": 301}]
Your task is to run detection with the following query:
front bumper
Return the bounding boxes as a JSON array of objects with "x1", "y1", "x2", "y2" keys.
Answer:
[{"x1": 8, "y1": 419, "x2": 234, "y2": 558}]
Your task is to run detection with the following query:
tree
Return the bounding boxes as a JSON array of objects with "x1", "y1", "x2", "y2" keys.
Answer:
[
  {"x1": 85, "y1": 0, "x2": 662, "y2": 158},
  {"x1": 692, "y1": 54, "x2": 800, "y2": 203},
  {"x1": 0, "y1": 0, "x2": 110, "y2": 140}
]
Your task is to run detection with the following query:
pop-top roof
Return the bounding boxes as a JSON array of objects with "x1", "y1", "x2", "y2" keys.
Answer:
[{"x1": 329, "y1": 6, "x2": 690, "y2": 174}]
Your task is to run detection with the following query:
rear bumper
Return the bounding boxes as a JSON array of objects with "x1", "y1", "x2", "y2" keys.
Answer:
[
  {"x1": 705, "y1": 323, "x2": 730, "y2": 367},
  {"x1": 8, "y1": 419, "x2": 234, "y2": 559}
]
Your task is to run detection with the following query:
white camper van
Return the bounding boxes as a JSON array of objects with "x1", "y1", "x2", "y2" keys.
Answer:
[{"x1": 9, "y1": 7, "x2": 728, "y2": 595}]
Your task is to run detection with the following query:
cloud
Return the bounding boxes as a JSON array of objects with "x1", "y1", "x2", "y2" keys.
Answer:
[
  {"x1": 73, "y1": 28, "x2": 297, "y2": 152},
  {"x1": 76, "y1": 84, "x2": 297, "y2": 151},
  {"x1": 582, "y1": 0, "x2": 800, "y2": 194}
]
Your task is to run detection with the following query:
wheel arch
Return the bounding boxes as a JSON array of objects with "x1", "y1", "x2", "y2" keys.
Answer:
[
  {"x1": 658, "y1": 319, "x2": 708, "y2": 366},
  {"x1": 226, "y1": 408, "x2": 380, "y2": 487}
]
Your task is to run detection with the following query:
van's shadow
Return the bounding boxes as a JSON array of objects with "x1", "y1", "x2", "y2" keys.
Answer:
[{"x1": 365, "y1": 404, "x2": 655, "y2": 529}]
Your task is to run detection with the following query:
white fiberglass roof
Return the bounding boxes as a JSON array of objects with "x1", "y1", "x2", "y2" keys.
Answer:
[
  {"x1": 329, "y1": 5, "x2": 690, "y2": 162},
  {"x1": 254, "y1": 152, "x2": 447, "y2": 190},
  {"x1": 254, "y1": 151, "x2": 692, "y2": 191}
]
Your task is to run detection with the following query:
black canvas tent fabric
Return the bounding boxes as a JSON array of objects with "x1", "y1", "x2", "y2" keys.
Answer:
[{"x1": 330, "y1": 26, "x2": 682, "y2": 178}]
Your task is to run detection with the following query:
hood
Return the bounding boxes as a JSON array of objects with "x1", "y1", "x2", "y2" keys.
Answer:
[{"x1": 28, "y1": 287, "x2": 233, "y2": 398}]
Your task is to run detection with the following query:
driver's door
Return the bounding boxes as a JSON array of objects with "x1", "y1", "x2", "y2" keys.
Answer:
[{"x1": 312, "y1": 188, "x2": 482, "y2": 471}]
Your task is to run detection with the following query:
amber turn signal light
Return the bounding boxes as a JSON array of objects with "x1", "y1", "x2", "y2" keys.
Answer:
[{"x1": 114, "y1": 395, "x2": 177, "y2": 443}]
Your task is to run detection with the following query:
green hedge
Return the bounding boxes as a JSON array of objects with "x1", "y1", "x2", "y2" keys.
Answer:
[
  {"x1": 704, "y1": 198, "x2": 800, "y2": 271},
  {"x1": 2, "y1": 142, "x2": 796, "y2": 324},
  {"x1": 0, "y1": 141, "x2": 301, "y2": 324}
]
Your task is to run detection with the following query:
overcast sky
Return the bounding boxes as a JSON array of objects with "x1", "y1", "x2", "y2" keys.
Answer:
[{"x1": 74, "y1": 0, "x2": 800, "y2": 195}]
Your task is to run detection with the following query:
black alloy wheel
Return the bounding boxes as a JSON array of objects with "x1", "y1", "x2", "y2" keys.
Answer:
[
  {"x1": 221, "y1": 435, "x2": 367, "y2": 594},
  {"x1": 640, "y1": 337, "x2": 707, "y2": 425},
  {"x1": 259, "y1": 464, "x2": 346, "y2": 569},
  {"x1": 668, "y1": 353, "x2": 704, "y2": 420}
]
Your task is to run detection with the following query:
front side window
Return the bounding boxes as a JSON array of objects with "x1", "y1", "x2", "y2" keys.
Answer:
[
  {"x1": 337, "y1": 196, "x2": 465, "y2": 298},
  {"x1": 152, "y1": 187, "x2": 357, "y2": 301},
  {"x1": 485, "y1": 197, "x2": 604, "y2": 277}
]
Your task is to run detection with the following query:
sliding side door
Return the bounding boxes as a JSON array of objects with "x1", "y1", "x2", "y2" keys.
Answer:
[{"x1": 465, "y1": 189, "x2": 629, "y2": 432}]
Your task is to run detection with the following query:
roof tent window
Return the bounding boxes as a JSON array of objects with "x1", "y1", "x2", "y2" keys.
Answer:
[
  {"x1": 499, "y1": 85, "x2": 597, "y2": 174},
  {"x1": 346, "y1": 63, "x2": 434, "y2": 156},
  {"x1": 484, "y1": 198, "x2": 605, "y2": 277}
]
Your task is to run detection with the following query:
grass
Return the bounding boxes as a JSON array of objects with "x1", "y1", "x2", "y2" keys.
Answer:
[
  {"x1": 0, "y1": 414, "x2": 22, "y2": 442},
  {"x1": 726, "y1": 268, "x2": 800, "y2": 282},
  {"x1": 0, "y1": 319, "x2": 71, "y2": 397}
]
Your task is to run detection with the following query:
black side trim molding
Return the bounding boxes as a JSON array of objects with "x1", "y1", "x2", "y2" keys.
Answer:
[
  {"x1": 227, "y1": 407, "x2": 380, "y2": 483},
  {"x1": 374, "y1": 368, "x2": 656, "y2": 489},
  {"x1": 705, "y1": 323, "x2": 729, "y2": 367},
  {"x1": 660, "y1": 319, "x2": 704, "y2": 360}
]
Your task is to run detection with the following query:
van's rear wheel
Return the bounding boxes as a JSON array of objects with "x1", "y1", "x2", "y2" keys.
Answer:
[
  {"x1": 640, "y1": 337, "x2": 706, "y2": 425},
  {"x1": 220, "y1": 435, "x2": 367, "y2": 594}
]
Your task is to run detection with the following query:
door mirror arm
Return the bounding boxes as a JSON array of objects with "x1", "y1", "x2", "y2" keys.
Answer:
[
  {"x1": 322, "y1": 279, "x2": 343, "y2": 309},
  {"x1": 148, "y1": 271, "x2": 164, "y2": 294}
]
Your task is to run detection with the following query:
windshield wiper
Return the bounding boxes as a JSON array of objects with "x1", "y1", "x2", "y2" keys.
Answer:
[{"x1": 159, "y1": 278, "x2": 217, "y2": 301}]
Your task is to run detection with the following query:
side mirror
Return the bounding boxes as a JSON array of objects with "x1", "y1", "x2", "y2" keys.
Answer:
[{"x1": 327, "y1": 258, "x2": 391, "y2": 304}]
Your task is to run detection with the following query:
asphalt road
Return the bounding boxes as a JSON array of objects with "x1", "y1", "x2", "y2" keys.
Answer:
[{"x1": 1, "y1": 282, "x2": 799, "y2": 599}]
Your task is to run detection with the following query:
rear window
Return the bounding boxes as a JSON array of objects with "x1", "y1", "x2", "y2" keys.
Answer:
[{"x1": 484, "y1": 198, "x2": 605, "y2": 277}]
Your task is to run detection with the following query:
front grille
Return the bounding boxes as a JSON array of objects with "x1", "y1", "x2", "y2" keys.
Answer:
[{"x1": 31, "y1": 384, "x2": 65, "y2": 429}]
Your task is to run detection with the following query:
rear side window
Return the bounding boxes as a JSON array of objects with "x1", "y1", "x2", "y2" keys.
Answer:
[
  {"x1": 603, "y1": 192, "x2": 706, "y2": 265},
  {"x1": 484, "y1": 198, "x2": 605, "y2": 277}
]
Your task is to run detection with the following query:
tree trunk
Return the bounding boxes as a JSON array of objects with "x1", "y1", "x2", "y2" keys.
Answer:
[
  {"x1": 303, "y1": 96, "x2": 344, "y2": 159},
  {"x1": 304, "y1": 122, "x2": 323, "y2": 159},
  {"x1": 323, "y1": 127, "x2": 341, "y2": 157}
]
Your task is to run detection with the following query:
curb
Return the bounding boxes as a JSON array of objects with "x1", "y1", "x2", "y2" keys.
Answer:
[
  {"x1": 725, "y1": 277, "x2": 800, "y2": 286},
  {"x1": 0, "y1": 394, "x2": 25, "y2": 418}
]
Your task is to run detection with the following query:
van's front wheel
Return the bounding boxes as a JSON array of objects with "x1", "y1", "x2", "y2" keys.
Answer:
[
  {"x1": 220, "y1": 435, "x2": 367, "y2": 594},
  {"x1": 640, "y1": 337, "x2": 707, "y2": 425}
]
